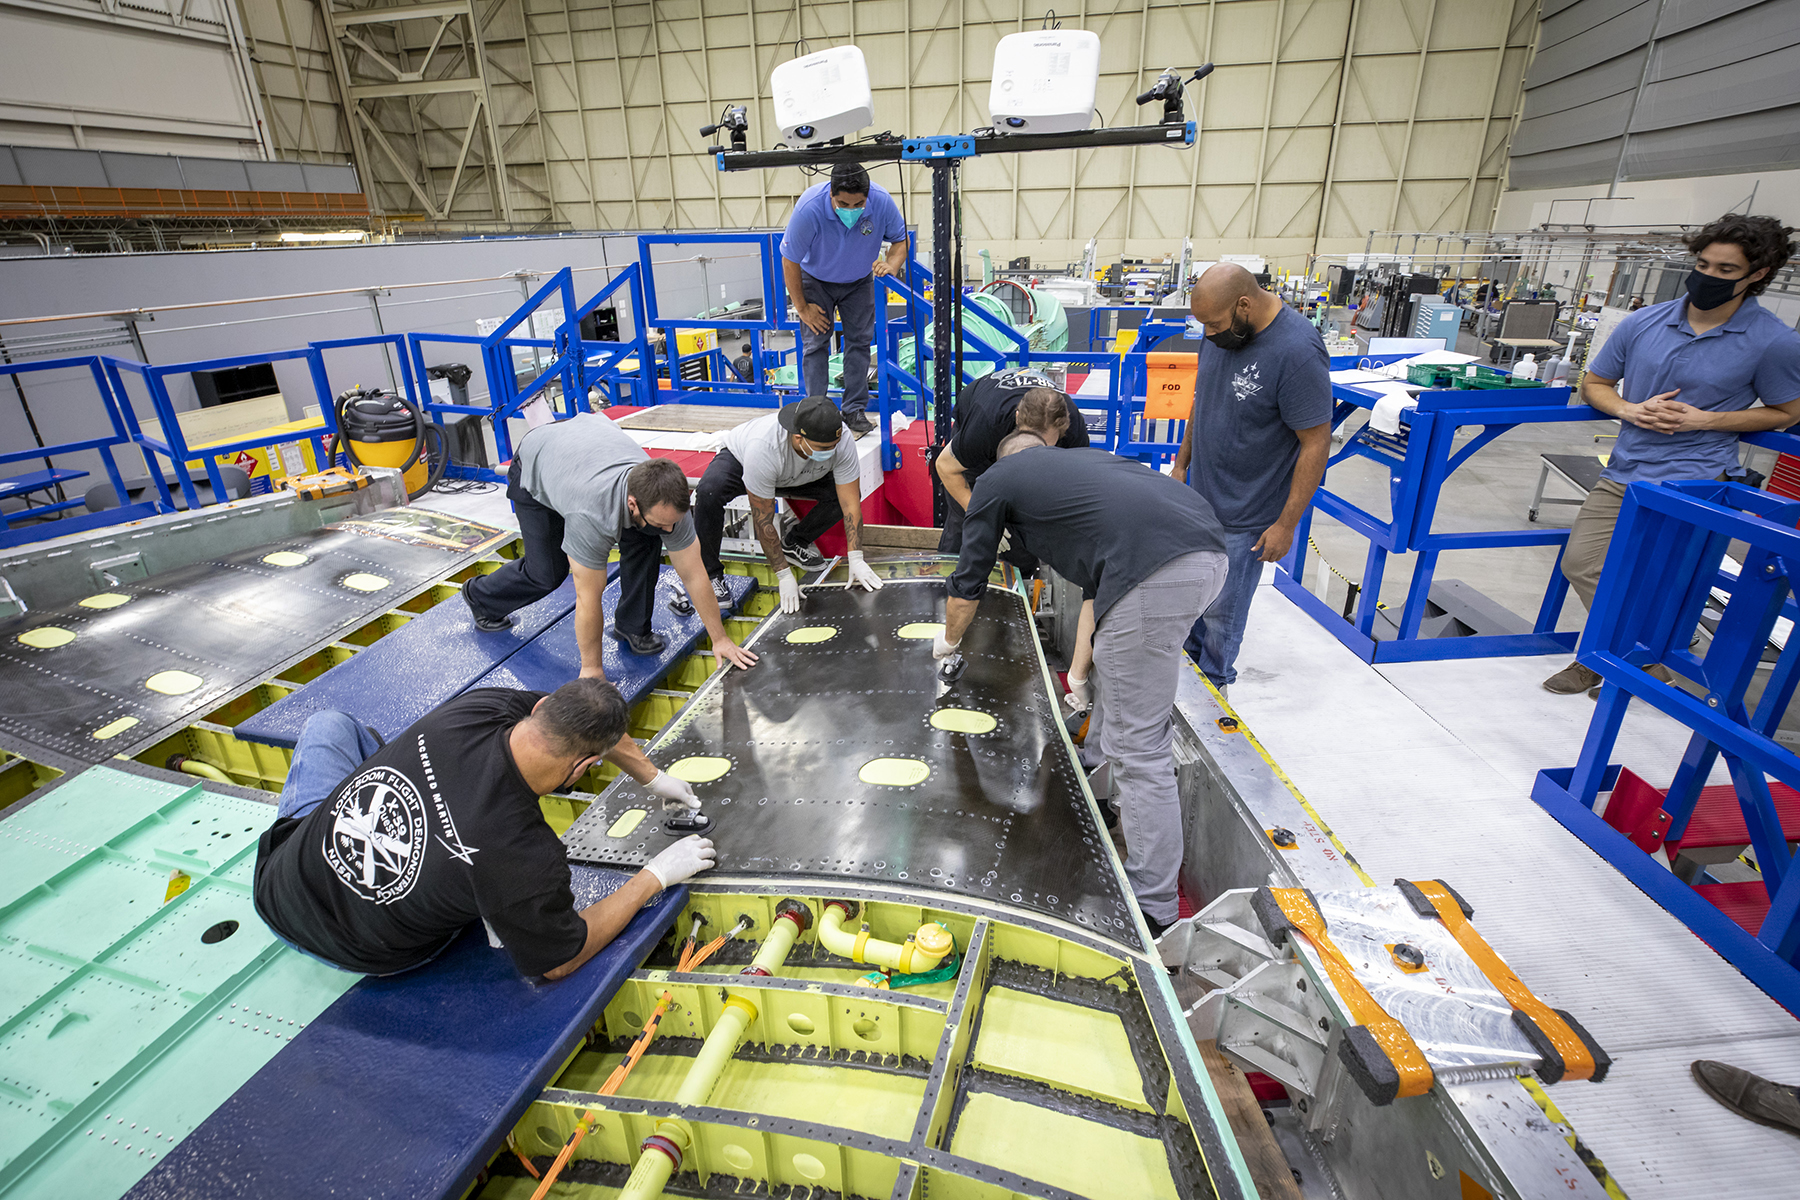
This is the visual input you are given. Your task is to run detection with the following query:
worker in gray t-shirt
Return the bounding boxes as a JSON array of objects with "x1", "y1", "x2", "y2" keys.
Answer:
[
  {"x1": 463, "y1": 412, "x2": 758, "y2": 677},
  {"x1": 693, "y1": 395, "x2": 887, "y2": 614},
  {"x1": 1171, "y1": 264, "x2": 1332, "y2": 696}
]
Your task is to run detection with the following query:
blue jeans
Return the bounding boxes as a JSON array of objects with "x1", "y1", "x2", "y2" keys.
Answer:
[
  {"x1": 277, "y1": 710, "x2": 384, "y2": 820},
  {"x1": 1183, "y1": 530, "x2": 1264, "y2": 688}
]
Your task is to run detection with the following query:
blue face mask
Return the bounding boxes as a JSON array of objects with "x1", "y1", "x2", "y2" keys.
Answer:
[
  {"x1": 809, "y1": 446, "x2": 837, "y2": 462},
  {"x1": 836, "y1": 206, "x2": 863, "y2": 230}
]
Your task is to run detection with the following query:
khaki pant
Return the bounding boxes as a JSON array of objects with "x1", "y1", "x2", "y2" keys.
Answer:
[{"x1": 1560, "y1": 478, "x2": 1629, "y2": 613}]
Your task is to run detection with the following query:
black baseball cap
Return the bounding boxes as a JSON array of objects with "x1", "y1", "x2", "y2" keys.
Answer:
[{"x1": 778, "y1": 395, "x2": 845, "y2": 442}]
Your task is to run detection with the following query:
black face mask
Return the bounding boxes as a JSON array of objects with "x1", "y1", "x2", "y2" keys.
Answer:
[
  {"x1": 1685, "y1": 269, "x2": 1746, "y2": 311},
  {"x1": 1206, "y1": 308, "x2": 1256, "y2": 351}
]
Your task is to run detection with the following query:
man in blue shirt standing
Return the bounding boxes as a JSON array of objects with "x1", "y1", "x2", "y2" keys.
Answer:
[
  {"x1": 1544, "y1": 214, "x2": 1800, "y2": 695},
  {"x1": 780, "y1": 163, "x2": 909, "y2": 435}
]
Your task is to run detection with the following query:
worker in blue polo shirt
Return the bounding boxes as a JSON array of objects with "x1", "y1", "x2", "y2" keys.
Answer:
[
  {"x1": 780, "y1": 163, "x2": 909, "y2": 435},
  {"x1": 1544, "y1": 213, "x2": 1800, "y2": 696}
]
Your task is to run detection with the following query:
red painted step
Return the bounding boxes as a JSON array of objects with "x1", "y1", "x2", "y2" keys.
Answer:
[
  {"x1": 1604, "y1": 767, "x2": 1800, "y2": 857},
  {"x1": 1694, "y1": 881, "x2": 1773, "y2": 936}
]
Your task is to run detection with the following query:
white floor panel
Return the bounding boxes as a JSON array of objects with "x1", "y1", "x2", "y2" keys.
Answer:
[
  {"x1": 1227, "y1": 586, "x2": 1800, "y2": 1198},
  {"x1": 1548, "y1": 1034, "x2": 1800, "y2": 1198},
  {"x1": 410, "y1": 484, "x2": 519, "y2": 530}
]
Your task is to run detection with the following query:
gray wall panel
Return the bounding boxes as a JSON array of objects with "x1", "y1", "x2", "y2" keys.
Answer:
[
  {"x1": 1540, "y1": 0, "x2": 1652, "y2": 52},
  {"x1": 1511, "y1": 91, "x2": 1636, "y2": 157},
  {"x1": 1507, "y1": 139, "x2": 1628, "y2": 190},
  {"x1": 1510, "y1": 0, "x2": 1800, "y2": 190},
  {"x1": 1624, "y1": 103, "x2": 1800, "y2": 178},
  {"x1": 15, "y1": 147, "x2": 108, "y2": 187},
  {"x1": 176, "y1": 158, "x2": 251, "y2": 190},
  {"x1": 99, "y1": 153, "x2": 185, "y2": 190},
  {"x1": 1526, "y1": 4, "x2": 1658, "y2": 87},
  {"x1": 301, "y1": 164, "x2": 360, "y2": 194},
  {"x1": 0, "y1": 148, "x2": 20, "y2": 187},
  {"x1": 245, "y1": 161, "x2": 308, "y2": 192}
]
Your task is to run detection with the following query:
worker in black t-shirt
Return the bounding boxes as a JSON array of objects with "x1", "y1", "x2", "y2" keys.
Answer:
[
  {"x1": 934, "y1": 369, "x2": 1090, "y2": 562},
  {"x1": 253, "y1": 679, "x2": 714, "y2": 980}
]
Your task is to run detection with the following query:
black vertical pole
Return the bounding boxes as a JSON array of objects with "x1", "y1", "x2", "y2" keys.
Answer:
[{"x1": 929, "y1": 159, "x2": 956, "y2": 526}]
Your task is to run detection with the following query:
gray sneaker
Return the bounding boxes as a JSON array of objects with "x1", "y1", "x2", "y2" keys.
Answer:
[
  {"x1": 1543, "y1": 661, "x2": 1601, "y2": 694},
  {"x1": 1691, "y1": 1060, "x2": 1800, "y2": 1135}
]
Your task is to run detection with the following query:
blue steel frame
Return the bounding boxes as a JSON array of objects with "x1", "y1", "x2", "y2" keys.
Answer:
[
  {"x1": 1531, "y1": 475, "x2": 1800, "y2": 1014},
  {"x1": 103, "y1": 349, "x2": 339, "y2": 513},
  {"x1": 0, "y1": 355, "x2": 155, "y2": 546},
  {"x1": 1275, "y1": 355, "x2": 1587, "y2": 663}
]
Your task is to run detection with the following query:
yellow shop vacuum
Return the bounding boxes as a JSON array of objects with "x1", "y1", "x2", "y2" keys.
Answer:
[{"x1": 328, "y1": 386, "x2": 446, "y2": 501}]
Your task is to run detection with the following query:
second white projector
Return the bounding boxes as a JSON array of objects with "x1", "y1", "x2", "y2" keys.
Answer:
[
  {"x1": 988, "y1": 30, "x2": 1101, "y2": 134},
  {"x1": 771, "y1": 46, "x2": 874, "y2": 145}
]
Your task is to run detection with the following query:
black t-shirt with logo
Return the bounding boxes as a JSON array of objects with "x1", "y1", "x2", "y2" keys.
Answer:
[
  {"x1": 947, "y1": 368, "x2": 1090, "y2": 481},
  {"x1": 253, "y1": 688, "x2": 586, "y2": 977}
]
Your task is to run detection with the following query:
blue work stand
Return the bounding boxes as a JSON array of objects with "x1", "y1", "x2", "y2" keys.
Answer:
[
  {"x1": 1277, "y1": 353, "x2": 1587, "y2": 663},
  {"x1": 125, "y1": 868, "x2": 685, "y2": 1200},
  {"x1": 1531, "y1": 477, "x2": 1800, "y2": 1017}
]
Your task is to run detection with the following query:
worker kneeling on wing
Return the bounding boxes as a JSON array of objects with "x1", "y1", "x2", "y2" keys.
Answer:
[
  {"x1": 253, "y1": 682, "x2": 713, "y2": 979},
  {"x1": 934, "y1": 369, "x2": 1091, "y2": 568},
  {"x1": 693, "y1": 395, "x2": 885, "y2": 614},
  {"x1": 462, "y1": 411, "x2": 758, "y2": 677},
  {"x1": 936, "y1": 433, "x2": 1228, "y2": 938}
]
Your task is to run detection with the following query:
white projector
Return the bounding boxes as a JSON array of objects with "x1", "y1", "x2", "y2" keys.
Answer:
[
  {"x1": 988, "y1": 30, "x2": 1101, "y2": 134},
  {"x1": 771, "y1": 46, "x2": 874, "y2": 145}
]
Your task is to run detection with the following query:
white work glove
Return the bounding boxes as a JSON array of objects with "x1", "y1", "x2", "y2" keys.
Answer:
[
  {"x1": 846, "y1": 550, "x2": 885, "y2": 592},
  {"x1": 997, "y1": 529, "x2": 1012, "y2": 554},
  {"x1": 931, "y1": 632, "x2": 961, "y2": 660},
  {"x1": 776, "y1": 568, "x2": 802, "y2": 614},
  {"x1": 644, "y1": 770, "x2": 699, "y2": 813},
  {"x1": 645, "y1": 835, "x2": 715, "y2": 889},
  {"x1": 1064, "y1": 673, "x2": 1090, "y2": 713}
]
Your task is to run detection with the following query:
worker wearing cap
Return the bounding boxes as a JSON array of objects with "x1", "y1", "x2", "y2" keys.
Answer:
[
  {"x1": 781, "y1": 163, "x2": 909, "y2": 435},
  {"x1": 936, "y1": 432, "x2": 1228, "y2": 938},
  {"x1": 462, "y1": 412, "x2": 758, "y2": 676},
  {"x1": 693, "y1": 395, "x2": 886, "y2": 614}
]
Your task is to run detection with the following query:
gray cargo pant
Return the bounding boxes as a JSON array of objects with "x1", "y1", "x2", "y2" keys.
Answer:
[
  {"x1": 799, "y1": 271, "x2": 876, "y2": 417},
  {"x1": 1087, "y1": 549, "x2": 1230, "y2": 925}
]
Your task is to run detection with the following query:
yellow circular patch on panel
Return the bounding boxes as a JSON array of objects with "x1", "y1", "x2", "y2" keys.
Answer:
[
  {"x1": 263, "y1": 551, "x2": 310, "y2": 567},
  {"x1": 859, "y1": 757, "x2": 931, "y2": 788},
  {"x1": 895, "y1": 622, "x2": 945, "y2": 640},
  {"x1": 929, "y1": 708, "x2": 997, "y2": 735},
  {"x1": 341, "y1": 573, "x2": 389, "y2": 592},
  {"x1": 78, "y1": 593, "x2": 131, "y2": 610},
  {"x1": 668, "y1": 756, "x2": 732, "y2": 784},
  {"x1": 145, "y1": 670, "x2": 204, "y2": 696},
  {"x1": 17, "y1": 626, "x2": 74, "y2": 649},
  {"x1": 785, "y1": 626, "x2": 837, "y2": 644},
  {"x1": 92, "y1": 717, "x2": 140, "y2": 740},
  {"x1": 791, "y1": 1154, "x2": 827, "y2": 1182},
  {"x1": 605, "y1": 809, "x2": 647, "y2": 839},
  {"x1": 721, "y1": 1144, "x2": 754, "y2": 1171}
]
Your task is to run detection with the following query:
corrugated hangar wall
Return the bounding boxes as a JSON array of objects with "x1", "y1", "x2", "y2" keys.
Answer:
[
  {"x1": 236, "y1": 0, "x2": 1537, "y2": 269},
  {"x1": 1507, "y1": 0, "x2": 1800, "y2": 192}
]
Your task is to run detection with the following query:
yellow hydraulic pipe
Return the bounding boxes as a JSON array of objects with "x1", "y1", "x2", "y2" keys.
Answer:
[
  {"x1": 617, "y1": 900, "x2": 811, "y2": 1200},
  {"x1": 817, "y1": 901, "x2": 951, "y2": 974},
  {"x1": 168, "y1": 756, "x2": 233, "y2": 785}
]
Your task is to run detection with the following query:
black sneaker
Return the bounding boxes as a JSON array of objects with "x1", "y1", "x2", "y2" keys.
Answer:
[
  {"x1": 609, "y1": 627, "x2": 666, "y2": 655},
  {"x1": 463, "y1": 586, "x2": 512, "y2": 632},
  {"x1": 710, "y1": 575, "x2": 734, "y2": 605},
  {"x1": 782, "y1": 538, "x2": 826, "y2": 571},
  {"x1": 667, "y1": 583, "x2": 694, "y2": 616},
  {"x1": 843, "y1": 409, "x2": 874, "y2": 435}
]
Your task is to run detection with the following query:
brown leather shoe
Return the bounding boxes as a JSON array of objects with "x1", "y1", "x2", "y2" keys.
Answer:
[
  {"x1": 1691, "y1": 1060, "x2": 1800, "y2": 1135},
  {"x1": 1543, "y1": 661, "x2": 1601, "y2": 694}
]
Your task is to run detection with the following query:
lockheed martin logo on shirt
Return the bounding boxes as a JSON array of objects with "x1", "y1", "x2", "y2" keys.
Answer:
[
  {"x1": 325, "y1": 765, "x2": 428, "y2": 903},
  {"x1": 1231, "y1": 363, "x2": 1263, "y2": 403},
  {"x1": 992, "y1": 369, "x2": 1056, "y2": 390}
]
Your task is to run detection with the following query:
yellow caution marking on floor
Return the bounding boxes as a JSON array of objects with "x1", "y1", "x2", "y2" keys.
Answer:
[
  {"x1": 79, "y1": 593, "x2": 131, "y2": 609},
  {"x1": 17, "y1": 626, "x2": 75, "y2": 649},
  {"x1": 786, "y1": 626, "x2": 837, "y2": 644},
  {"x1": 895, "y1": 622, "x2": 945, "y2": 639},
  {"x1": 930, "y1": 708, "x2": 997, "y2": 735},
  {"x1": 341, "y1": 573, "x2": 389, "y2": 592},
  {"x1": 145, "y1": 670, "x2": 204, "y2": 696},
  {"x1": 668, "y1": 756, "x2": 732, "y2": 784},
  {"x1": 92, "y1": 716, "x2": 140, "y2": 740},
  {"x1": 263, "y1": 551, "x2": 310, "y2": 567},
  {"x1": 859, "y1": 757, "x2": 931, "y2": 787}
]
